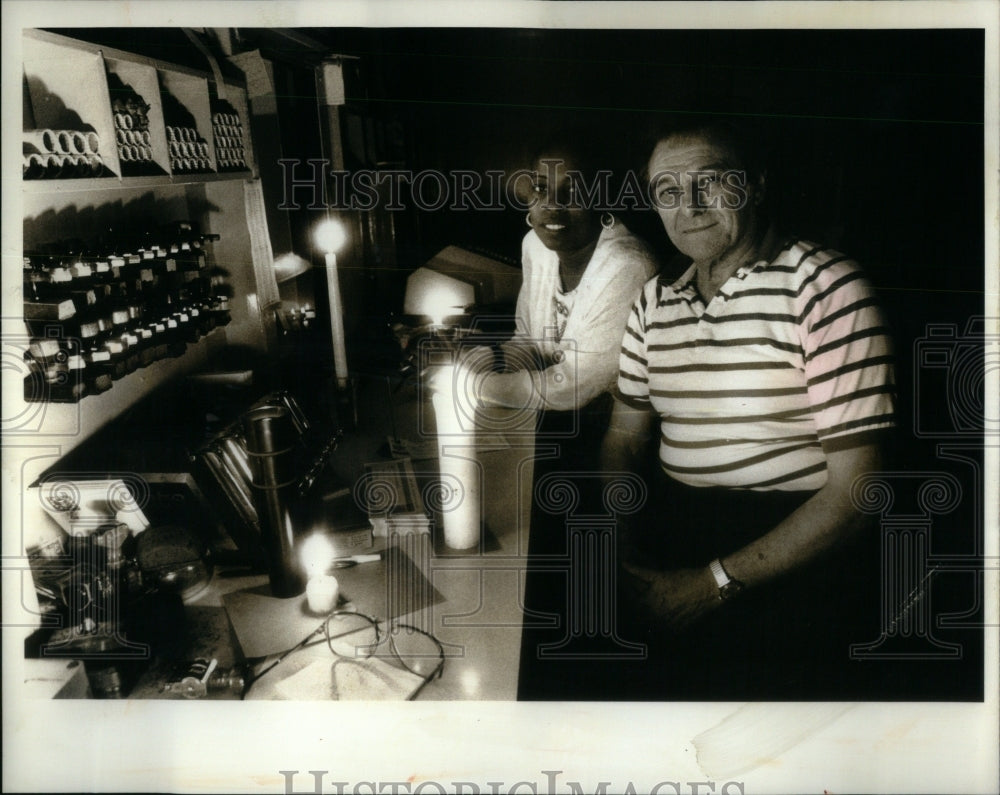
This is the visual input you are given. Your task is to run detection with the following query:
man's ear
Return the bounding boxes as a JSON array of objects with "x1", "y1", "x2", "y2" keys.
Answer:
[{"x1": 753, "y1": 169, "x2": 767, "y2": 206}]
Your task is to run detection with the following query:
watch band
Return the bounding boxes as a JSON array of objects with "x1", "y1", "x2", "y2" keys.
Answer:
[
  {"x1": 709, "y1": 558, "x2": 730, "y2": 588},
  {"x1": 709, "y1": 558, "x2": 745, "y2": 602}
]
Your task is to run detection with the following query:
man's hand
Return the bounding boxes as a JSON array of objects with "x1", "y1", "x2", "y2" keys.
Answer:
[{"x1": 621, "y1": 562, "x2": 721, "y2": 632}]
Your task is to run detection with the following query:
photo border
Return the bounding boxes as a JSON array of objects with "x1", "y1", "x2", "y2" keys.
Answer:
[{"x1": 3, "y1": 2, "x2": 997, "y2": 793}]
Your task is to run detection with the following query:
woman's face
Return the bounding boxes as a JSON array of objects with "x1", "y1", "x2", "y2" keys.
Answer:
[
  {"x1": 647, "y1": 134, "x2": 764, "y2": 265},
  {"x1": 527, "y1": 151, "x2": 602, "y2": 256}
]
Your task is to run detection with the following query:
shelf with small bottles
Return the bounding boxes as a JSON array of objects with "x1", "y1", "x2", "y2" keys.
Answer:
[
  {"x1": 22, "y1": 29, "x2": 255, "y2": 187},
  {"x1": 22, "y1": 220, "x2": 234, "y2": 404}
]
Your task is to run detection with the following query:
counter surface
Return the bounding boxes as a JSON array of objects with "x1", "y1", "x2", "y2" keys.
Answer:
[{"x1": 132, "y1": 375, "x2": 540, "y2": 701}]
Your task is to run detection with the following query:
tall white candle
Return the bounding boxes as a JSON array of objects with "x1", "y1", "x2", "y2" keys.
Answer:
[
  {"x1": 431, "y1": 366, "x2": 481, "y2": 550},
  {"x1": 325, "y1": 251, "x2": 349, "y2": 390}
]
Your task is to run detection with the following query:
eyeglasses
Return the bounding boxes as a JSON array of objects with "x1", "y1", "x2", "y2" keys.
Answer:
[{"x1": 252, "y1": 608, "x2": 446, "y2": 700}]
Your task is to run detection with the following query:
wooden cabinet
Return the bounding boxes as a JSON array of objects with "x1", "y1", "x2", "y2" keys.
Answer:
[
  {"x1": 14, "y1": 29, "x2": 278, "y2": 457},
  {"x1": 23, "y1": 29, "x2": 255, "y2": 181}
]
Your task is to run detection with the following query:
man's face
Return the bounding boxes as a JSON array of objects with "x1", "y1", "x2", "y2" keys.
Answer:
[{"x1": 648, "y1": 134, "x2": 762, "y2": 264}]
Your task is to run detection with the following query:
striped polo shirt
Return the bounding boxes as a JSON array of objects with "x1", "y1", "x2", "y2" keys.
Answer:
[{"x1": 617, "y1": 240, "x2": 896, "y2": 491}]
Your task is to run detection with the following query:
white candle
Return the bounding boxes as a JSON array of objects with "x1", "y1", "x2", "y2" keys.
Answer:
[
  {"x1": 306, "y1": 574, "x2": 340, "y2": 614},
  {"x1": 325, "y1": 251, "x2": 349, "y2": 390},
  {"x1": 432, "y1": 367, "x2": 482, "y2": 550}
]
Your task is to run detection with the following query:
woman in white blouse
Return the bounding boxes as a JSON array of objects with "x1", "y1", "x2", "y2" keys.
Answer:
[
  {"x1": 426, "y1": 138, "x2": 658, "y2": 698},
  {"x1": 476, "y1": 144, "x2": 658, "y2": 415},
  {"x1": 427, "y1": 141, "x2": 657, "y2": 429}
]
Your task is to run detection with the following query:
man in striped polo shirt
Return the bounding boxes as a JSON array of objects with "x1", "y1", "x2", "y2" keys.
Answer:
[{"x1": 601, "y1": 121, "x2": 896, "y2": 698}]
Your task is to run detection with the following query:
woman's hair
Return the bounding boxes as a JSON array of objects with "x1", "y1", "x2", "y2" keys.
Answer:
[
  {"x1": 523, "y1": 128, "x2": 625, "y2": 210},
  {"x1": 530, "y1": 127, "x2": 611, "y2": 177}
]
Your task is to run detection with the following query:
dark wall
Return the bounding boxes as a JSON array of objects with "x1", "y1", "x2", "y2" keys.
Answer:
[
  {"x1": 306, "y1": 28, "x2": 986, "y2": 462},
  {"x1": 313, "y1": 28, "x2": 983, "y2": 278},
  {"x1": 56, "y1": 27, "x2": 985, "y2": 337}
]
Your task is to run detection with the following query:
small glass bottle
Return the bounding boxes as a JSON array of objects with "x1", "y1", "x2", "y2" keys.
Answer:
[{"x1": 80, "y1": 325, "x2": 114, "y2": 394}]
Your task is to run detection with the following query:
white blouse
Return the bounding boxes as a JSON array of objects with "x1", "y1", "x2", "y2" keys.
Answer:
[{"x1": 502, "y1": 219, "x2": 658, "y2": 411}]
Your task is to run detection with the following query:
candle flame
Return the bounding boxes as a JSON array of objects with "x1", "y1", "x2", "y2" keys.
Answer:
[
  {"x1": 314, "y1": 219, "x2": 347, "y2": 254},
  {"x1": 299, "y1": 532, "x2": 336, "y2": 577}
]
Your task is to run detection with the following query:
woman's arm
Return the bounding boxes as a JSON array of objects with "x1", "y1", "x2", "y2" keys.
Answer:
[
  {"x1": 476, "y1": 367, "x2": 544, "y2": 410},
  {"x1": 486, "y1": 245, "x2": 655, "y2": 411}
]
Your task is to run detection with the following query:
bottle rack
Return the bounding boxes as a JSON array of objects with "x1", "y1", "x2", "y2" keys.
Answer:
[
  {"x1": 22, "y1": 29, "x2": 254, "y2": 183},
  {"x1": 22, "y1": 223, "x2": 233, "y2": 404},
  {"x1": 20, "y1": 30, "x2": 272, "y2": 412},
  {"x1": 105, "y1": 57, "x2": 168, "y2": 177}
]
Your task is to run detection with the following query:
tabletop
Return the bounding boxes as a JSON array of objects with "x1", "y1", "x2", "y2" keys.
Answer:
[{"x1": 131, "y1": 374, "x2": 541, "y2": 701}]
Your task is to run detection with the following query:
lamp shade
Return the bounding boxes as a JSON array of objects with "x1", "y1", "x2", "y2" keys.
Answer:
[{"x1": 272, "y1": 252, "x2": 312, "y2": 284}]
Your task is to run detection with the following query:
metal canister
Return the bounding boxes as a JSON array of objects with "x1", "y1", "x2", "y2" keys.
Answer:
[{"x1": 242, "y1": 405, "x2": 306, "y2": 597}]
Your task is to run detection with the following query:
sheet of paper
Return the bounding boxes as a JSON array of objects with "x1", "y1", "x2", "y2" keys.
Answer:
[
  {"x1": 223, "y1": 542, "x2": 443, "y2": 658},
  {"x1": 269, "y1": 657, "x2": 424, "y2": 701}
]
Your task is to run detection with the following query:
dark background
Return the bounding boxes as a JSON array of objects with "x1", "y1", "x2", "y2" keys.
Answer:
[
  {"x1": 58, "y1": 27, "x2": 986, "y2": 419},
  {"x1": 51, "y1": 26, "x2": 988, "y2": 700}
]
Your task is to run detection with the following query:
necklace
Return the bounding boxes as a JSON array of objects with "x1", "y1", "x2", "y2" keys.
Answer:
[{"x1": 551, "y1": 292, "x2": 572, "y2": 342}]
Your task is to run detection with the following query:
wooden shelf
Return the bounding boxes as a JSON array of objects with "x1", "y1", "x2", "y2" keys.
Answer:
[
  {"x1": 22, "y1": 170, "x2": 255, "y2": 195},
  {"x1": 18, "y1": 28, "x2": 275, "y2": 458},
  {"x1": 23, "y1": 28, "x2": 255, "y2": 186},
  {"x1": 23, "y1": 33, "x2": 122, "y2": 177}
]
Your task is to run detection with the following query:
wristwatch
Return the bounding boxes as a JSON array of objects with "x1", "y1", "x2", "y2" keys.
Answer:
[{"x1": 709, "y1": 558, "x2": 746, "y2": 602}]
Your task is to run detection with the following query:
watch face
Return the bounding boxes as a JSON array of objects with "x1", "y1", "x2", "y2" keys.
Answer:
[{"x1": 720, "y1": 579, "x2": 746, "y2": 602}]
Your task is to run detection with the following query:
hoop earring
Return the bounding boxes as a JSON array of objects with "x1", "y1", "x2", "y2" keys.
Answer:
[
  {"x1": 526, "y1": 213, "x2": 534, "y2": 228},
  {"x1": 601, "y1": 212, "x2": 615, "y2": 230}
]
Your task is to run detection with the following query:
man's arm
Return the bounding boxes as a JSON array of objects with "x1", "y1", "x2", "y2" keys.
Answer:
[
  {"x1": 600, "y1": 397, "x2": 656, "y2": 561},
  {"x1": 601, "y1": 396, "x2": 656, "y2": 474},
  {"x1": 623, "y1": 440, "x2": 885, "y2": 630}
]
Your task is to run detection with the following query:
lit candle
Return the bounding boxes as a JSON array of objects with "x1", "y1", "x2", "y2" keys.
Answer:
[
  {"x1": 314, "y1": 220, "x2": 349, "y2": 390},
  {"x1": 431, "y1": 365, "x2": 482, "y2": 550},
  {"x1": 306, "y1": 574, "x2": 340, "y2": 614},
  {"x1": 299, "y1": 533, "x2": 340, "y2": 614},
  {"x1": 299, "y1": 532, "x2": 336, "y2": 578}
]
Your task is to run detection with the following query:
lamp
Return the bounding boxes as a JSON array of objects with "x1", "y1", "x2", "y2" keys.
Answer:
[
  {"x1": 314, "y1": 218, "x2": 349, "y2": 390},
  {"x1": 272, "y1": 252, "x2": 312, "y2": 285}
]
